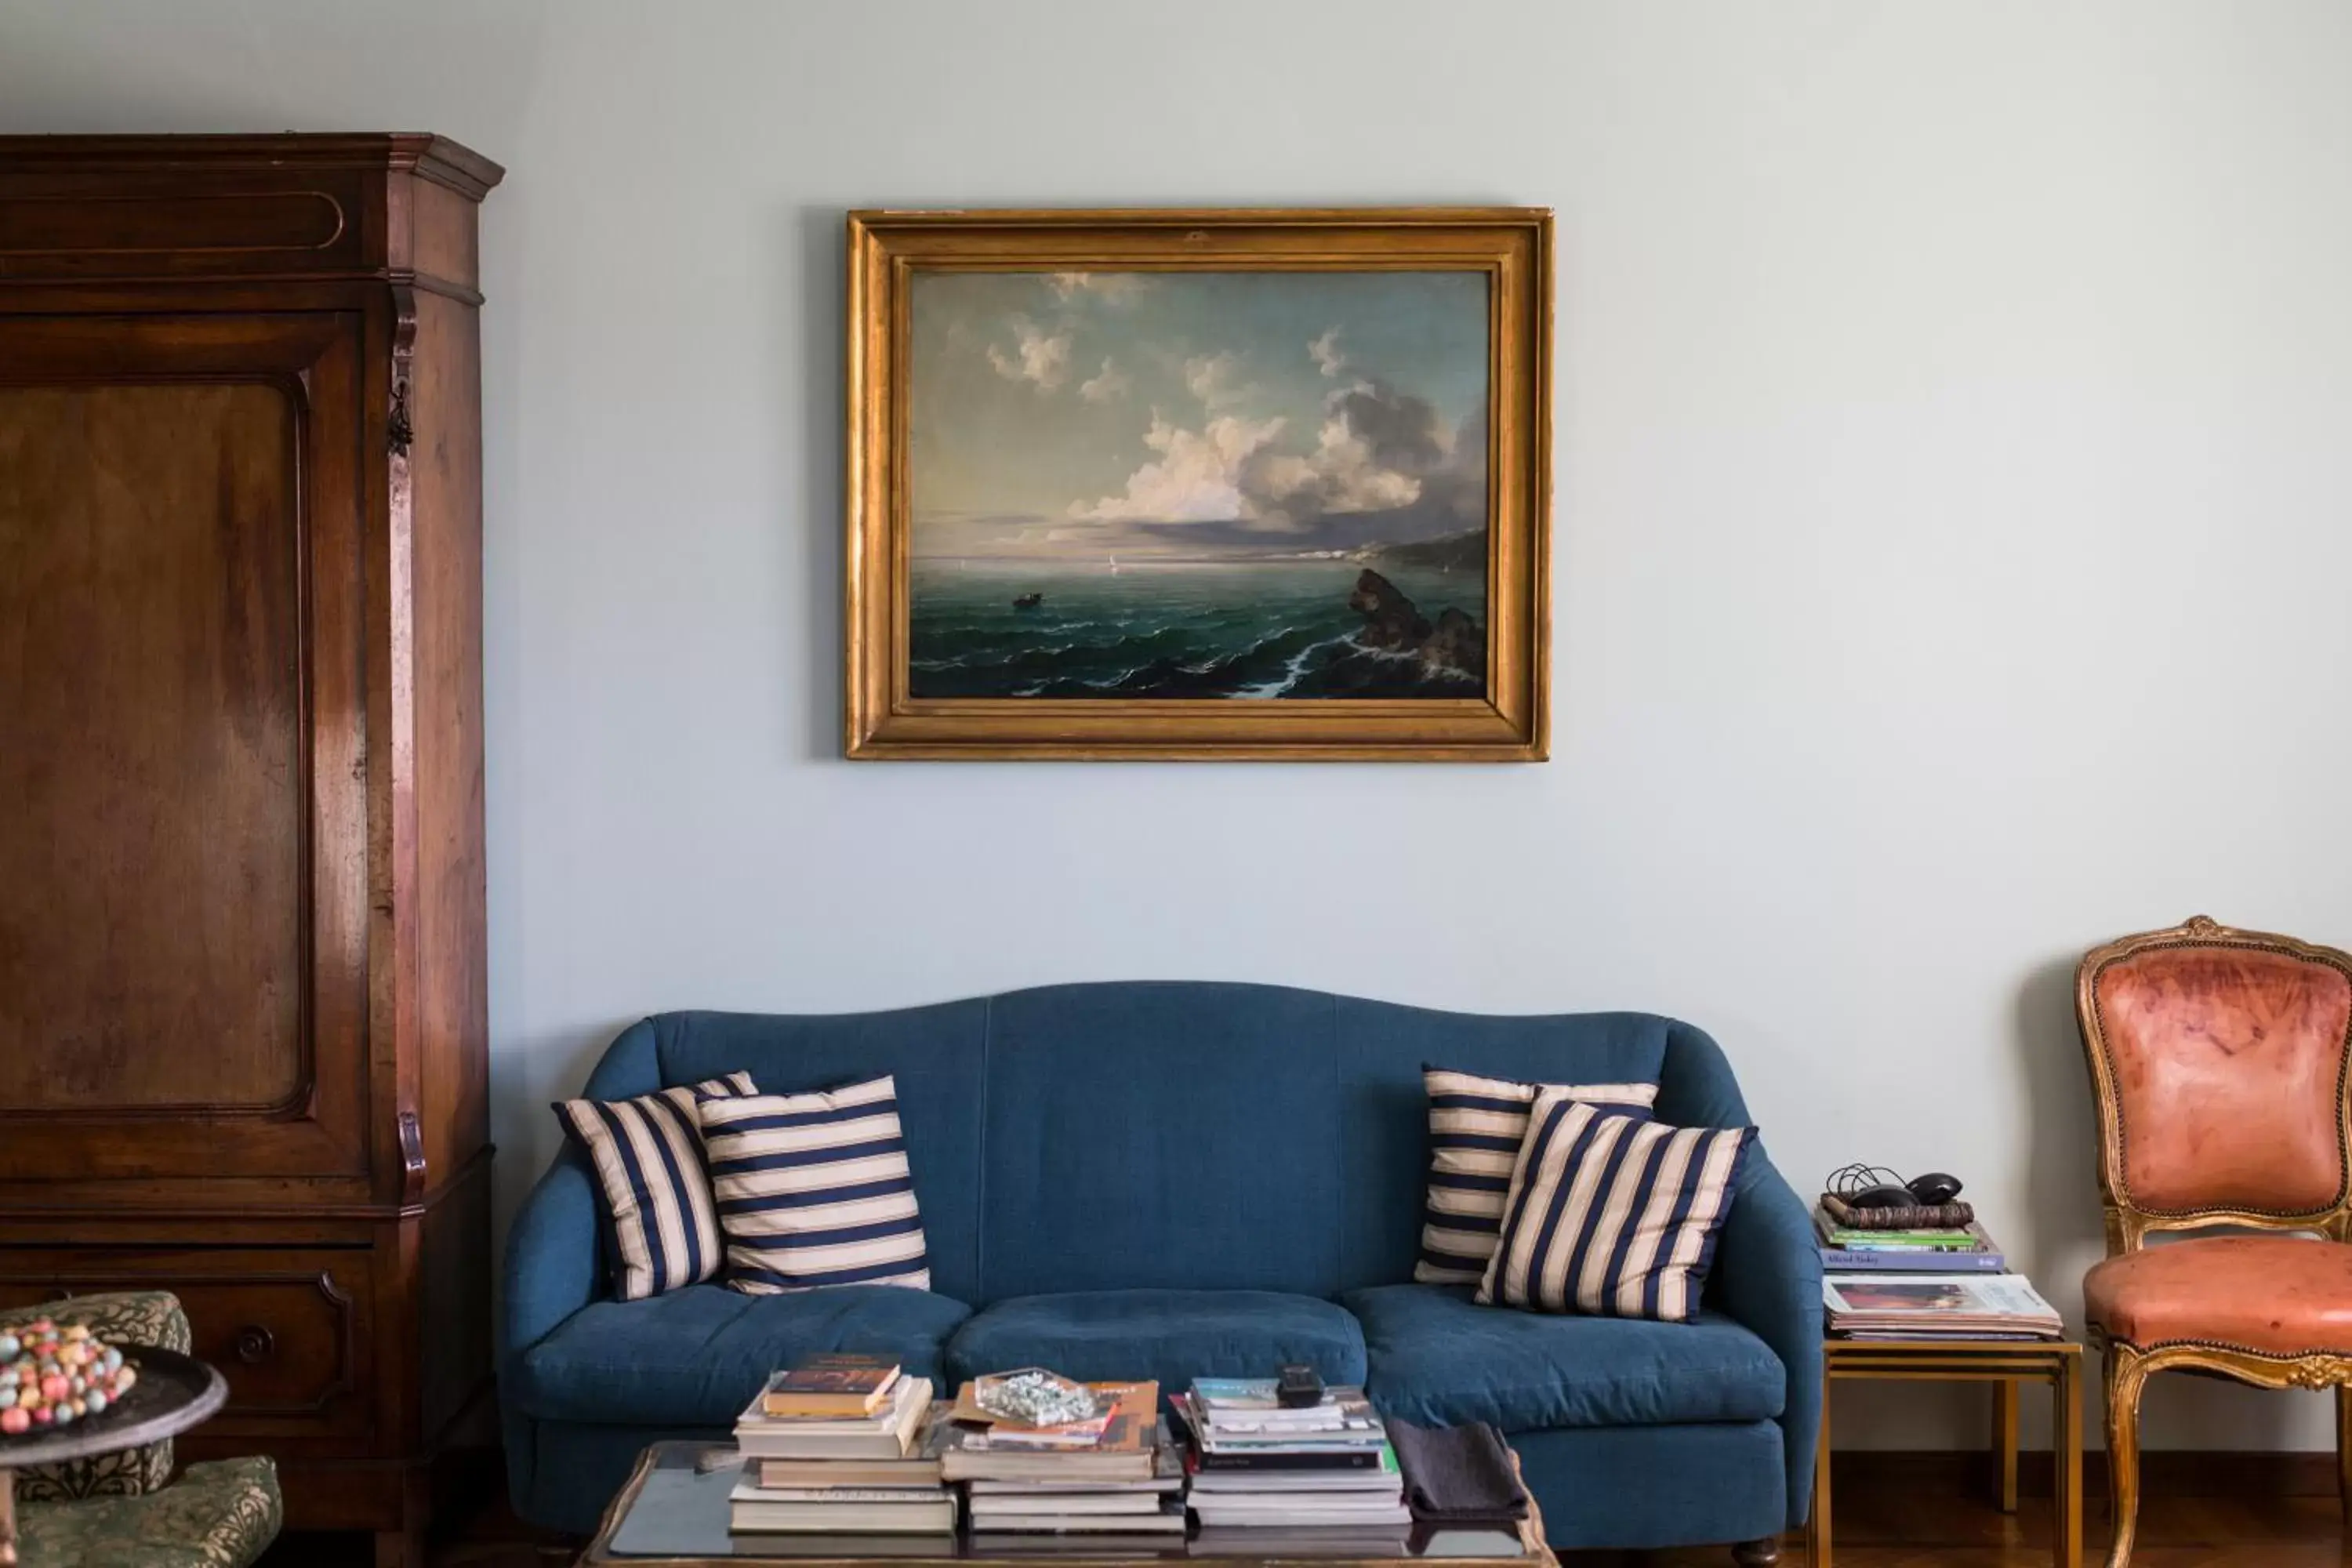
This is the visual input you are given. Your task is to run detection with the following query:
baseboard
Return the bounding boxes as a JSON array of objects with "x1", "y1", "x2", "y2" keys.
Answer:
[{"x1": 1832, "y1": 1446, "x2": 2339, "y2": 1498}]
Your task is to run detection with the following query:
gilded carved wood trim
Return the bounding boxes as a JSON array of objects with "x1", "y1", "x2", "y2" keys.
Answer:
[{"x1": 842, "y1": 207, "x2": 1554, "y2": 761}]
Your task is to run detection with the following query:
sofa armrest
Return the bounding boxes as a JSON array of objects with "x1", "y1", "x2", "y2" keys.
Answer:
[
  {"x1": 503, "y1": 1144, "x2": 604, "y2": 1361},
  {"x1": 499, "y1": 1145, "x2": 605, "y2": 1510},
  {"x1": 1712, "y1": 1146, "x2": 1823, "y2": 1529}
]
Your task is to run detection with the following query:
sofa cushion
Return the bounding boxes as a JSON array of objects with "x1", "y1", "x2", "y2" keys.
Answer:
[
  {"x1": 945, "y1": 1290, "x2": 1367, "y2": 1388},
  {"x1": 515, "y1": 1283, "x2": 971, "y2": 1425},
  {"x1": 699, "y1": 1076, "x2": 932, "y2": 1294},
  {"x1": 1415, "y1": 1065, "x2": 1659, "y2": 1287},
  {"x1": 1479, "y1": 1093, "x2": 1754, "y2": 1322},
  {"x1": 16, "y1": 1456, "x2": 282, "y2": 1568},
  {"x1": 555, "y1": 1072, "x2": 757, "y2": 1301},
  {"x1": 1345, "y1": 1283, "x2": 1783, "y2": 1431}
]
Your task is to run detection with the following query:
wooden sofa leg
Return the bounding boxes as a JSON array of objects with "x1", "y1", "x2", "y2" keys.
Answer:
[{"x1": 1730, "y1": 1539, "x2": 1781, "y2": 1566}]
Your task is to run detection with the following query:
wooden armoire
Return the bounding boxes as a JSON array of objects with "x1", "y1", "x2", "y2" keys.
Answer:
[{"x1": 0, "y1": 135, "x2": 501, "y2": 1566}]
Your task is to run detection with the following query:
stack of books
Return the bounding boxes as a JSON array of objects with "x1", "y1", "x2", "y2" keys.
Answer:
[
  {"x1": 728, "y1": 1356, "x2": 953, "y2": 1535},
  {"x1": 1816, "y1": 1207, "x2": 2005, "y2": 1273},
  {"x1": 940, "y1": 1380, "x2": 1186, "y2": 1541},
  {"x1": 1175, "y1": 1378, "x2": 1410, "y2": 1545},
  {"x1": 1823, "y1": 1272, "x2": 2065, "y2": 1341}
]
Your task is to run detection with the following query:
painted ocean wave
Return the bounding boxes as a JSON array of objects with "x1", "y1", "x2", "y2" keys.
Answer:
[{"x1": 907, "y1": 560, "x2": 1486, "y2": 700}]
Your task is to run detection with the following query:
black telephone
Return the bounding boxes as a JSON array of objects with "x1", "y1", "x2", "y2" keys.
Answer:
[{"x1": 1276, "y1": 1363, "x2": 1324, "y2": 1408}]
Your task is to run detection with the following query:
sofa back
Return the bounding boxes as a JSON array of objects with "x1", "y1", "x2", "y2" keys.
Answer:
[{"x1": 579, "y1": 982, "x2": 1753, "y2": 1306}]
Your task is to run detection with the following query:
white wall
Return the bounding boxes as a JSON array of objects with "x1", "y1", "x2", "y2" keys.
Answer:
[{"x1": 6, "y1": 0, "x2": 2351, "y2": 1452}]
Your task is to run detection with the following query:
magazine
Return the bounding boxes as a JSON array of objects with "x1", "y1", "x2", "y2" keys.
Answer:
[{"x1": 1822, "y1": 1272, "x2": 2063, "y2": 1338}]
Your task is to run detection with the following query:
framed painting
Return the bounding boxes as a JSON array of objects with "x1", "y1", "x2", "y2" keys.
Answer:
[{"x1": 844, "y1": 207, "x2": 1551, "y2": 760}]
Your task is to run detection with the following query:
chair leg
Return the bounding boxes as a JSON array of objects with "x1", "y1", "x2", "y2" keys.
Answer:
[{"x1": 2102, "y1": 1346, "x2": 2150, "y2": 1568}]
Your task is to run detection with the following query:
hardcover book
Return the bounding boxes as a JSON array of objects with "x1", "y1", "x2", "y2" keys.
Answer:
[
  {"x1": 735, "y1": 1379, "x2": 935, "y2": 1460},
  {"x1": 762, "y1": 1354, "x2": 904, "y2": 1417}
]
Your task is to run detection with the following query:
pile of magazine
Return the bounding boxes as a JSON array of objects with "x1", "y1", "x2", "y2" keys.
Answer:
[
  {"x1": 1815, "y1": 1207, "x2": 2005, "y2": 1274},
  {"x1": 1175, "y1": 1378, "x2": 1410, "y2": 1549},
  {"x1": 1823, "y1": 1273, "x2": 2064, "y2": 1340},
  {"x1": 728, "y1": 1356, "x2": 953, "y2": 1534},
  {"x1": 938, "y1": 1379, "x2": 1186, "y2": 1542}
]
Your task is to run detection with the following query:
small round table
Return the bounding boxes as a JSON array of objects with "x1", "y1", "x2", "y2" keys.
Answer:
[{"x1": 0, "y1": 1346, "x2": 227, "y2": 1567}]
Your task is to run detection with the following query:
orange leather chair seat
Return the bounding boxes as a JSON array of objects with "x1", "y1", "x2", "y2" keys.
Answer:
[{"x1": 2085, "y1": 1234, "x2": 2352, "y2": 1355}]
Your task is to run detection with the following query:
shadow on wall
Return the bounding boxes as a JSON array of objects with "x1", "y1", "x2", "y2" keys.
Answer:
[
  {"x1": 2013, "y1": 951, "x2": 2104, "y2": 1301},
  {"x1": 790, "y1": 204, "x2": 845, "y2": 764},
  {"x1": 487, "y1": 1014, "x2": 648, "y2": 1270}
]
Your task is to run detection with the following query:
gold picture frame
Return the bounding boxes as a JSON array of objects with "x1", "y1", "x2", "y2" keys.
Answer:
[{"x1": 844, "y1": 207, "x2": 1552, "y2": 760}]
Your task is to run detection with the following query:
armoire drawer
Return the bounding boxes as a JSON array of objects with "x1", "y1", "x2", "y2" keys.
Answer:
[{"x1": 0, "y1": 1247, "x2": 375, "y2": 1442}]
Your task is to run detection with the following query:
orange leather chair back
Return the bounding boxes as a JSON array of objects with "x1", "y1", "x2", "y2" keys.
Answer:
[{"x1": 2077, "y1": 916, "x2": 2352, "y2": 1250}]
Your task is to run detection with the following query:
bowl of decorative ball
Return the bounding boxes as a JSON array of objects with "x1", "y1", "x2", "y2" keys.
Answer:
[
  {"x1": 0, "y1": 1319, "x2": 223, "y2": 1467},
  {"x1": 0, "y1": 1321, "x2": 136, "y2": 1436}
]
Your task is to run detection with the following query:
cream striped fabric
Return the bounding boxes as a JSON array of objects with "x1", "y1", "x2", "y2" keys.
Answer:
[
  {"x1": 1415, "y1": 1067, "x2": 1660, "y2": 1285},
  {"x1": 555, "y1": 1071, "x2": 757, "y2": 1301},
  {"x1": 1476, "y1": 1087, "x2": 1754, "y2": 1321},
  {"x1": 698, "y1": 1074, "x2": 932, "y2": 1294}
]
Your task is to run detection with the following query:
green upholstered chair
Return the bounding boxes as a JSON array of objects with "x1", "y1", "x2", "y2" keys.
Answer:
[{"x1": 2, "y1": 1294, "x2": 281, "y2": 1568}]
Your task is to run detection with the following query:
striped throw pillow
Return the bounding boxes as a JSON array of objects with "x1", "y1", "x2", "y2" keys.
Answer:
[
  {"x1": 555, "y1": 1071, "x2": 757, "y2": 1301},
  {"x1": 698, "y1": 1075, "x2": 932, "y2": 1294},
  {"x1": 1415, "y1": 1066, "x2": 1660, "y2": 1285},
  {"x1": 1477, "y1": 1088, "x2": 1755, "y2": 1322}
]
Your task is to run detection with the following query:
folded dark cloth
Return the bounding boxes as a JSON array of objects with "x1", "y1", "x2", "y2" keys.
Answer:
[{"x1": 1386, "y1": 1417, "x2": 1529, "y2": 1525}]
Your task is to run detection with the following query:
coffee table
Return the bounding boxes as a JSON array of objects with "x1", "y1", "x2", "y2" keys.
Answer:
[{"x1": 579, "y1": 1443, "x2": 1556, "y2": 1566}]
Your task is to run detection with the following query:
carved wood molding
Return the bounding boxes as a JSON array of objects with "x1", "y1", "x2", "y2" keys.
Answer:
[
  {"x1": 396, "y1": 1111, "x2": 426, "y2": 1207},
  {"x1": 32, "y1": 1268, "x2": 359, "y2": 1417},
  {"x1": 0, "y1": 190, "x2": 347, "y2": 258},
  {"x1": 388, "y1": 283, "x2": 417, "y2": 458},
  {"x1": 2106, "y1": 1336, "x2": 2352, "y2": 1392}
]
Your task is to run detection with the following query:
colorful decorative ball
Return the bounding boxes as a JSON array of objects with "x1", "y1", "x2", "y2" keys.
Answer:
[{"x1": 0, "y1": 1322, "x2": 135, "y2": 1439}]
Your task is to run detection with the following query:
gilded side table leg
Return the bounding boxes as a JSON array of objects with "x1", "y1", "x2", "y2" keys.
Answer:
[
  {"x1": 2101, "y1": 1348, "x2": 2148, "y2": 1568},
  {"x1": 1992, "y1": 1377, "x2": 2020, "y2": 1512},
  {"x1": 2057, "y1": 1355, "x2": 2084, "y2": 1568},
  {"x1": 1811, "y1": 1370, "x2": 1831, "y2": 1568}
]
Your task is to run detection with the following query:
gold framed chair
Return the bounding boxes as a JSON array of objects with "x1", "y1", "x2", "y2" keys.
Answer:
[{"x1": 2076, "y1": 914, "x2": 2352, "y2": 1568}]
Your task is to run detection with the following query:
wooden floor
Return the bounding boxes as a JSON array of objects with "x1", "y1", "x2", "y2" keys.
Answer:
[
  {"x1": 259, "y1": 1483, "x2": 2352, "y2": 1567},
  {"x1": 1582, "y1": 1490, "x2": 2352, "y2": 1565}
]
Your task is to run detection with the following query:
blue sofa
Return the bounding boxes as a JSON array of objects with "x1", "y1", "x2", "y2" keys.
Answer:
[{"x1": 500, "y1": 983, "x2": 1821, "y2": 1552}]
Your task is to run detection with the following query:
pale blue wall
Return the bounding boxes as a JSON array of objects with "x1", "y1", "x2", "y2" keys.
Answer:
[{"x1": 6, "y1": 0, "x2": 2351, "y2": 1450}]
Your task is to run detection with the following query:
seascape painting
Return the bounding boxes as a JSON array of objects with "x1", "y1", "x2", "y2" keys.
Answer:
[{"x1": 906, "y1": 270, "x2": 1491, "y2": 701}]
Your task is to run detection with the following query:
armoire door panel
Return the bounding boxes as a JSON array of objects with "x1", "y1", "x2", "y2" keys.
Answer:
[
  {"x1": 0, "y1": 381, "x2": 303, "y2": 1110},
  {"x1": 0, "y1": 312, "x2": 372, "y2": 1187}
]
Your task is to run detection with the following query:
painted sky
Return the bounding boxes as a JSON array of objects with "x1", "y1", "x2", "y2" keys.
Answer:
[{"x1": 909, "y1": 270, "x2": 1489, "y2": 559}]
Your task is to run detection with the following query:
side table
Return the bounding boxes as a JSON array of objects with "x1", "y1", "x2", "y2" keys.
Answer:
[{"x1": 1810, "y1": 1338, "x2": 2082, "y2": 1568}]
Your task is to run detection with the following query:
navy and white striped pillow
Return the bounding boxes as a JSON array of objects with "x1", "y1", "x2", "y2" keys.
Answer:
[
  {"x1": 1416, "y1": 1066, "x2": 1660, "y2": 1285},
  {"x1": 698, "y1": 1074, "x2": 932, "y2": 1294},
  {"x1": 555, "y1": 1071, "x2": 757, "y2": 1301},
  {"x1": 1476, "y1": 1089, "x2": 1754, "y2": 1322}
]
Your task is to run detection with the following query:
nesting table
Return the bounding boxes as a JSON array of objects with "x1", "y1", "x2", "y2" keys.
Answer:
[{"x1": 1809, "y1": 1338, "x2": 2082, "y2": 1568}]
